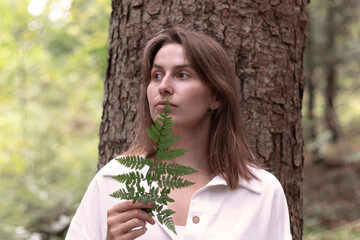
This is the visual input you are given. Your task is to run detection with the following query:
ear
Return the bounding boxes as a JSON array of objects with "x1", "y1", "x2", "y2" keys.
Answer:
[{"x1": 211, "y1": 95, "x2": 221, "y2": 110}]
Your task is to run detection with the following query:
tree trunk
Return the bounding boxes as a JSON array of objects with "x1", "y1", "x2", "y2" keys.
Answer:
[
  {"x1": 305, "y1": 13, "x2": 320, "y2": 161},
  {"x1": 98, "y1": 1, "x2": 308, "y2": 239},
  {"x1": 324, "y1": 1, "x2": 342, "y2": 143}
]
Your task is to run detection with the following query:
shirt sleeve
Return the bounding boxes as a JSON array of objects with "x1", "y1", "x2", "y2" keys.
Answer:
[
  {"x1": 65, "y1": 175, "x2": 103, "y2": 240},
  {"x1": 267, "y1": 180, "x2": 292, "y2": 240}
]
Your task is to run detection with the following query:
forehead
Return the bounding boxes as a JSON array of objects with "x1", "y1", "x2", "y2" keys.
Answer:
[{"x1": 152, "y1": 43, "x2": 189, "y2": 66}]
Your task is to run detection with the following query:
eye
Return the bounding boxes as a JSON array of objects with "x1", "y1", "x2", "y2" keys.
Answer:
[
  {"x1": 152, "y1": 72, "x2": 163, "y2": 80},
  {"x1": 177, "y1": 72, "x2": 190, "y2": 79}
]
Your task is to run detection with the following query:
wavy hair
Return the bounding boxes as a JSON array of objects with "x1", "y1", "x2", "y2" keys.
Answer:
[{"x1": 126, "y1": 27, "x2": 260, "y2": 189}]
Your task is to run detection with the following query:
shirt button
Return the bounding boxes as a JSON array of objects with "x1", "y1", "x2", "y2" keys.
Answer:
[{"x1": 192, "y1": 216, "x2": 200, "y2": 224}]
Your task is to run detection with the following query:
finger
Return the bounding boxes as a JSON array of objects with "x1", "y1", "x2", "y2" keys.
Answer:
[
  {"x1": 109, "y1": 217, "x2": 145, "y2": 236},
  {"x1": 108, "y1": 201, "x2": 156, "y2": 225},
  {"x1": 111, "y1": 200, "x2": 156, "y2": 213},
  {"x1": 106, "y1": 229, "x2": 113, "y2": 240},
  {"x1": 108, "y1": 208, "x2": 155, "y2": 226},
  {"x1": 127, "y1": 208, "x2": 156, "y2": 225},
  {"x1": 121, "y1": 218, "x2": 147, "y2": 234},
  {"x1": 118, "y1": 226, "x2": 147, "y2": 240}
]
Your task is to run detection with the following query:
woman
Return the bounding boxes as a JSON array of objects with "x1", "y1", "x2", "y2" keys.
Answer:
[{"x1": 66, "y1": 27, "x2": 292, "y2": 240}]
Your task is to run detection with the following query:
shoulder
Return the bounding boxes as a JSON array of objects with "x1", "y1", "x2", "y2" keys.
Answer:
[
  {"x1": 80, "y1": 158, "x2": 124, "y2": 196},
  {"x1": 97, "y1": 153, "x2": 148, "y2": 178},
  {"x1": 97, "y1": 158, "x2": 125, "y2": 177},
  {"x1": 66, "y1": 157, "x2": 131, "y2": 239},
  {"x1": 73, "y1": 155, "x2": 143, "y2": 207},
  {"x1": 242, "y1": 167, "x2": 285, "y2": 196},
  {"x1": 253, "y1": 168, "x2": 283, "y2": 187}
]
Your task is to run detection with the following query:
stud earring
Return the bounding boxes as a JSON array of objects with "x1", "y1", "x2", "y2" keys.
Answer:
[{"x1": 211, "y1": 106, "x2": 215, "y2": 114}]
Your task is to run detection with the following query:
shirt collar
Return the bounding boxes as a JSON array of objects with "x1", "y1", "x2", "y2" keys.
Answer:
[
  {"x1": 103, "y1": 154, "x2": 262, "y2": 194},
  {"x1": 206, "y1": 171, "x2": 262, "y2": 194}
]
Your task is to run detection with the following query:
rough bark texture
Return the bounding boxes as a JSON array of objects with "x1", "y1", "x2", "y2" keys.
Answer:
[{"x1": 98, "y1": 1, "x2": 308, "y2": 239}]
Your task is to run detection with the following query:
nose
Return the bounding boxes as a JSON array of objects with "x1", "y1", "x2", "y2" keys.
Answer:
[{"x1": 158, "y1": 74, "x2": 174, "y2": 95}]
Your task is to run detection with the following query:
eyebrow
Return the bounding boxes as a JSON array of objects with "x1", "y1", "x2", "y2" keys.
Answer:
[{"x1": 152, "y1": 63, "x2": 193, "y2": 70}]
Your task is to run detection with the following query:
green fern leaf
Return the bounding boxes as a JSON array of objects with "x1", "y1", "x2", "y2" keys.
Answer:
[
  {"x1": 110, "y1": 189, "x2": 136, "y2": 200},
  {"x1": 112, "y1": 171, "x2": 145, "y2": 186},
  {"x1": 163, "y1": 208, "x2": 176, "y2": 216},
  {"x1": 110, "y1": 100, "x2": 197, "y2": 235},
  {"x1": 116, "y1": 156, "x2": 154, "y2": 170},
  {"x1": 158, "y1": 135, "x2": 179, "y2": 150},
  {"x1": 154, "y1": 162, "x2": 198, "y2": 176},
  {"x1": 146, "y1": 127, "x2": 160, "y2": 143},
  {"x1": 156, "y1": 149, "x2": 188, "y2": 161},
  {"x1": 157, "y1": 209, "x2": 176, "y2": 234},
  {"x1": 158, "y1": 175, "x2": 195, "y2": 189}
]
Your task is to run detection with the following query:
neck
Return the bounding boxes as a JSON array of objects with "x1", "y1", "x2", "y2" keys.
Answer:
[{"x1": 170, "y1": 120, "x2": 211, "y2": 170}]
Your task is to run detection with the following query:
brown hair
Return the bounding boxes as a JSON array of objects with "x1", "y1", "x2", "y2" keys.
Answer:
[{"x1": 126, "y1": 27, "x2": 260, "y2": 189}]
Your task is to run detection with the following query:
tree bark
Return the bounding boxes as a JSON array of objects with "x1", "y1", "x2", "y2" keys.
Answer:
[{"x1": 98, "y1": 1, "x2": 308, "y2": 239}]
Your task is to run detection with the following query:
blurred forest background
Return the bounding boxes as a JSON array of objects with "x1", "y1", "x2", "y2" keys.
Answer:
[{"x1": 0, "y1": 0, "x2": 359, "y2": 239}]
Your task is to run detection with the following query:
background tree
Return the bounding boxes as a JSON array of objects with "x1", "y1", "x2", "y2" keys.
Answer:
[
  {"x1": 98, "y1": 1, "x2": 308, "y2": 239},
  {"x1": 304, "y1": 0, "x2": 360, "y2": 161},
  {"x1": 322, "y1": 0, "x2": 359, "y2": 144},
  {"x1": 2, "y1": 0, "x2": 359, "y2": 239},
  {"x1": 303, "y1": 1, "x2": 360, "y2": 238}
]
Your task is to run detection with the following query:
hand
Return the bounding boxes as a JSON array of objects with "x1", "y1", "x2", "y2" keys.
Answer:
[{"x1": 106, "y1": 200, "x2": 156, "y2": 240}]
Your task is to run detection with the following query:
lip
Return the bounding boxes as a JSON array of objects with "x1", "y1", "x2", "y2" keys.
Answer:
[{"x1": 155, "y1": 100, "x2": 177, "y2": 108}]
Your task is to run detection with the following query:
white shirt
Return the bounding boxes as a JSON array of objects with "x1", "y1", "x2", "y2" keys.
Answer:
[{"x1": 66, "y1": 158, "x2": 292, "y2": 240}]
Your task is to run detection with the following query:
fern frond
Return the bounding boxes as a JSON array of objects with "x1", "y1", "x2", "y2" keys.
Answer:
[
  {"x1": 157, "y1": 175, "x2": 195, "y2": 189},
  {"x1": 116, "y1": 156, "x2": 154, "y2": 170},
  {"x1": 112, "y1": 171, "x2": 145, "y2": 185},
  {"x1": 147, "y1": 114, "x2": 171, "y2": 144},
  {"x1": 157, "y1": 209, "x2": 176, "y2": 234},
  {"x1": 146, "y1": 123, "x2": 160, "y2": 143},
  {"x1": 160, "y1": 187, "x2": 171, "y2": 196},
  {"x1": 161, "y1": 113, "x2": 172, "y2": 126},
  {"x1": 157, "y1": 194, "x2": 174, "y2": 204},
  {"x1": 156, "y1": 149, "x2": 188, "y2": 161},
  {"x1": 110, "y1": 100, "x2": 197, "y2": 235},
  {"x1": 158, "y1": 135, "x2": 179, "y2": 150},
  {"x1": 154, "y1": 162, "x2": 198, "y2": 176},
  {"x1": 110, "y1": 189, "x2": 136, "y2": 199}
]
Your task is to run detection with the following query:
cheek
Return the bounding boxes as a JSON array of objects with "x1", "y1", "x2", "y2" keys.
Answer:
[
  {"x1": 146, "y1": 84, "x2": 156, "y2": 103},
  {"x1": 146, "y1": 86, "x2": 155, "y2": 120},
  {"x1": 185, "y1": 86, "x2": 211, "y2": 108}
]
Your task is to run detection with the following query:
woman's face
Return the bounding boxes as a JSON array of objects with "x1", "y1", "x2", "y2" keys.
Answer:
[{"x1": 147, "y1": 43, "x2": 218, "y2": 131}]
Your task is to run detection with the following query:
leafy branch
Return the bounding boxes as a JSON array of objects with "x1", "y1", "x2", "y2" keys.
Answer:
[{"x1": 110, "y1": 101, "x2": 197, "y2": 234}]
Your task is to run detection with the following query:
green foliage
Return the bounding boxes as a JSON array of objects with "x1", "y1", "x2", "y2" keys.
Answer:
[
  {"x1": 303, "y1": 218, "x2": 360, "y2": 240},
  {"x1": 303, "y1": 0, "x2": 360, "y2": 160},
  {"x1": 0, "y1": 0, "x2": 110, "y2": 238},
  {"x1": 111, "y1": 101, "x2": 197, "y2": 234}
]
